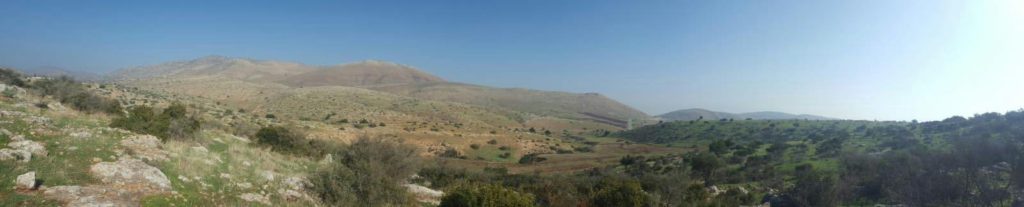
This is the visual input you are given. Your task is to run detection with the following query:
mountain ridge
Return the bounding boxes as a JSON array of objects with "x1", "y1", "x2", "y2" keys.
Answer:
[
  {"x1": 657, "y1": 108, "x2": 834, "y2": 121},
  {"x1": 111, "y1": 55, "x2": 651, "y2": 128}
]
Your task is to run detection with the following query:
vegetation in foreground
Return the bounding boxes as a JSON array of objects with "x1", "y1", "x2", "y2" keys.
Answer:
[{"x1": 4, "y1": 67, "x2": 1024, "y2": 207}]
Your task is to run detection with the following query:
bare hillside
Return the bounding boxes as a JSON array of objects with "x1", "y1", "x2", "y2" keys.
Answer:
[
  {"x1": 370, "y1": 82, "x2": 651, "y2": 126},
  {"x1": 113, "y1": 56, "x2": 651, "y2": 129},
  {"x1": 278, "y1": 60, "x2": 445, "y2": 87},
  {"x1": 109, "y1": 56, "x2": 314, "y2": 82}
]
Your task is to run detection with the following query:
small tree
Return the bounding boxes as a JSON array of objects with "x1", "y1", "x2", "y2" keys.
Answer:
[
  {"x1": 786, "y1": 165, "x2": 838, "y2": 207},
  {"x1": 518, "y1": 153, "x2": 547, "y2": 164},
  {"x1": 312, "y1": 136, "x2": 421, "y2": 206},
  {"x1": 689, "y1": 152, "x2": 723, "y2": 182}
]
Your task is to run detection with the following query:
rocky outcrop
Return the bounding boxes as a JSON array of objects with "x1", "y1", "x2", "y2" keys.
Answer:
[
  {"x1": 8, "y1": 138, "x2": 47, "y2": 156},
  {"x1": 0, "y1": 134, "x2": 46, "y2": 163},
  {"x1": 119, "y1": 135, "x2": 169, "y2": 162},
  {"x1": 44, "y1": 186, "x2": 138, "y2": 207},
  {"x1": 404, "y1": 183, "x2": 443, "y2": 205},
  {"x1": 239, "y1": 193, "x2": 272, "y2": 205},
  {"x1": 45, "y1": 157, "x2": 172, "y2": 206},
  {"x1": 89, "y1": 158, "x2": 172, "y2": 191},
  {"x1": 0, "y1": 148, "x2": 32, "y2": 162},
  {"x1": 279, "y1": 176, "x2": 315, "y2": 202}
]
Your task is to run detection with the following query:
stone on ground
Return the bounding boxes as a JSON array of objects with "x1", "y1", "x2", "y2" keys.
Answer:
[
  {"x1": 15, "y1": 171, "x2": 37, "y2": 190},
  {"x1": 7, "y1": 138, "x2": 47, "y2": 157},
  {"x1": 405, "y1": 183, "x2": 443, "y2": 205},
  {"x1": 45, "y1": 157, "x2": 173, "y2": 206},
  {"x1": 239, "y1": 193, "x2": 272, "y2": 205},
  {"x1": 0, "y1": 148, "x2": 32, "y2": 162},
  {"x1": 89, "y1": 157, "x2": 172, "y2": 192},
  {"x1": 44, "y1": 185, "x2": 137, "y2": 207},
  {"x1": 119, "y1": 134, "x2": 169, "y2": 162}
]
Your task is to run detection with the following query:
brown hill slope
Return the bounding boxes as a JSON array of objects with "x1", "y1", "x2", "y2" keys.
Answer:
[
  {"x1": 112, "y1": 56, "x2": 652, "y2": 129},
  {"x1": 278, "y1": 60, "x2": 445, "y2": 87},
  {"x1": 109, "y1": 55, "x2": 314, "y2": 82},
  {"x1": 369, "y1": 82, "x2": 650, "y2": 126}
]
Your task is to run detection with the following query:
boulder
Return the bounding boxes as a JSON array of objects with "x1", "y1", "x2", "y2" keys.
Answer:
[
  {"x1": 283, "y1": 176, "x2": 309, "y2": 190},
  {"x1": 260, "y1": 170, "x2": 275, "y2": 181},
  {"x1": 15, "y1": 171, "x2": 38, "y2": 190},
  {"x1": 46, "y1": 102, "x2": 68, "y2": 111},
  {"x1": 119, "y1": 135, "x2": 168, "y2": 162},
  {"x1": 239, "y1": 193, "x2": 272, "y2": 205},
  {"x1": 69, "y1": 131, "x2": 92, "y2": 139},
  {"x1": 0, "y1": 148, "x2": 32, "y2": 162},
  {"x1": 404, "y1": 183, "x2": 443, "y2": 205},
  {"x1": 44, "y1": 185, "x2": 137, "y2": 207},
  {"x1": 8, "y1": 139, "x2": 47, "y2": 157},
  {"x1": 89, "y1": 157, "x2": 172, "y2": 192}
]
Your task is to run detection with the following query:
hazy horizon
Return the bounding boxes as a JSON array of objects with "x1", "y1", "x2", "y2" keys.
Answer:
[{"x1": 2, "y1": 0, "x2": 1022, "y2": 121}]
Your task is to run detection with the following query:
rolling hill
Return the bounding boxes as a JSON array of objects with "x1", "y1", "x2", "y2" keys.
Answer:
[
  {"x1": 657, "y1": 108, "x2": 834, "y2": 121},
  {"x1": 110, "y1": 56, "x2": 651, "y2": 129},
  {"x1": 369, "y1": 82, "x2": 649, "y2": 126},
  {"x1": 109, "y1": 55, "x2": 314, "y2": 82},
  {"x1": 278, "y1": 60, "x2": 445, "y2": 87}
]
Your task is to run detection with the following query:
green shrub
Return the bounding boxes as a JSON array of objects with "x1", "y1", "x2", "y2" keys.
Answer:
[
  {"x1": 590, "y1": 178, "x2": 652, "y2": 207},
  {"x1": 439, "y1": 148, "x2": 463, "y2": 159},
  {"x1": 2, "y1": 88, "x2": 17, "y2": 98},
  {"x1": 0, "y1": 68, "x2": 27, "y2": 87},
  {"x1": 518, "y1": 153, "x2": 547, "y2": 164},
  {"x1": 110, "y1": 103, "x2": 199, "y2": 141},
  {"x1": 574, "y1": 146, "x2": 594, "y2": 153},
  {"x1": 439, "y1": 184, "x2": 536, "y2": 207},
  {"x1": 312, "y1": 137, "x2": 420, "y2": 206},
  {"x1": 253, "y1": 126, "x2": 335, "y2": 157}
]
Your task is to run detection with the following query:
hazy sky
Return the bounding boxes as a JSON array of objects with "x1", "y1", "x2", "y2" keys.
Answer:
[{"x1": 2, "y1": 0, "x2": 1022, "y2": 121}]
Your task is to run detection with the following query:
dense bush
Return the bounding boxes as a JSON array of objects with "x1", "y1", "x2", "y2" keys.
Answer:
[
  {"x1": 110, "y1": 103, "x2": 199, "y2": 141},
  {"x1": 253, "y1": 126, "x2": 336, "y2": 157},
  {"x1": 786, "y1": 165, "x2": 838, "y2": 207},
  {"x1": 518, "y1": 153, "x2": 547, "y2": 164},
  {"x1": 439, "y1": 184, "x2": 537, "y2": 207},
  {"x1": 311, "y1": 137, "x2": 421, "y2": 206},
  {"x1": 0, "y1": 68, "x2": 27, "y2": 87},
  {"x1": 439, "y1": 148, "x2": 464, "y2": 159},
  {"x1": 589, "y1": 177, "x2": 652, "y2": 207}
]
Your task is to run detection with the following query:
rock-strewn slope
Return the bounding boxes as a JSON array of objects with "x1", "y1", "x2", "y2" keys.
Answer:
[{"x1": 0, "y1": 84, "x2": 320, "y2": 206}]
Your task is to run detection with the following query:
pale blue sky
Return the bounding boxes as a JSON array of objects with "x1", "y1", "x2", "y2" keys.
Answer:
[{"x1": 1, "y1": 0, "x2": 1022, "y2": 121}]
